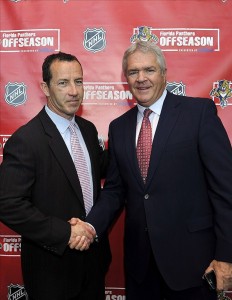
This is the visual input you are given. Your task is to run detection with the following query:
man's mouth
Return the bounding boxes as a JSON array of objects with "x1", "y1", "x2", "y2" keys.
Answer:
[
  {"x1": 136, "y1": 86, "x2": 150, "y2": 91},
  {"x1": 68, "y1": 99, "x2": 79, "y2": 103}
]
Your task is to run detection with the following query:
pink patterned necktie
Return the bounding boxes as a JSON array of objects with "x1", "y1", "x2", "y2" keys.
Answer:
[
  {"x1": 69, "y1": 123, "x2": 93, "y2": 215},
  {"x1": 137, "y1": 109, "x2": 153, "y2": 183}
]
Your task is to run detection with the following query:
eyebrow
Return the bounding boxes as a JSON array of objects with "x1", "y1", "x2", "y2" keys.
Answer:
[
  {"x1": 57, "y1": 77, "x2": 83, "y2": 81},
  {"x1": 127, "y1": 66, "x2": 157, "y2": 72}
]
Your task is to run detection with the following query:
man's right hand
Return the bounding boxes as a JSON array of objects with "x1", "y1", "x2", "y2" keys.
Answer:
[{"x1": 68, "y1": 218, "x2": 96, "y2": 251}]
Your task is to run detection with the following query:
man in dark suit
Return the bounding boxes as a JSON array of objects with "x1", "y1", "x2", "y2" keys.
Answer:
[
  {"x1": 0, "y1": 52, "x2": 111, "y2": 300},
  {"x1": 84, "y1": 41, "x2": 232, "y2": 299}
]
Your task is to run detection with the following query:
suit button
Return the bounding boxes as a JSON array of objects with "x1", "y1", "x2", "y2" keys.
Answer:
[
  {"x1": 144, "y1": 194, "x2": 149, "y2": 200},
  {"x1": 144, "y1": 227, "x2": 148, "y2": 232}
]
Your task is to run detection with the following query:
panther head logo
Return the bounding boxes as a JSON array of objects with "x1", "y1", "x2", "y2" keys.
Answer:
[
  {"x1": 130, "y1": 26, "x2": 159, "y2": 43},
  {"x1": 138, "y1": 26, "x2": 153, "y2": 41},
  {"x1": 210, "y1": 79, "x2": 232, "y2": 108}
]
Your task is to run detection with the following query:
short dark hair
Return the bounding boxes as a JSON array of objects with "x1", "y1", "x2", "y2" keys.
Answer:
[{"x1": 42, "y1": 52, "x2": 82, "y2": 86}]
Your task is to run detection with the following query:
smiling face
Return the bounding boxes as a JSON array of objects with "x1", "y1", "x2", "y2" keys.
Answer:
[
  {"x1": 40, "y1": 59, "x2": 84, "y2": 120},
  {"x1": 125, "y1": 50, "x2": 166, "y2": 107}
]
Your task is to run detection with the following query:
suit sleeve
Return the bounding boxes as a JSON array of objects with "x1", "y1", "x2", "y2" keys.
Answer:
[
  {"x1": 0, "y1": 132, "x2": 71, "y2": 256},
  {"x1": 199, "y1": 99, "x2": 232, "y2": 262},
  {"x1": 86, "y1": 123, "x2": 125, "y2": 237}
]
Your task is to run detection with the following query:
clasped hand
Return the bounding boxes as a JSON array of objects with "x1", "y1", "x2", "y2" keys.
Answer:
[
  {"x1": 68, "y1": 218, "x2": 96, "y2": 251},
  {"x1": 205, "y1": 260, "x2": 232, "y2": 291}
]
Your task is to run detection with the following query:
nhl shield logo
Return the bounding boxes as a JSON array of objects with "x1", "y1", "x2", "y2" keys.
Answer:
[
  {"x1": 5, "y1": 82, "x2": 27, "y2": 107},
  {"x1": 166, "y1": 81, "x2": 186, "y2": 96},
  {"x1": 8, "y1": 284, "x2": 28, "y2": 300},
  {"x1": 83, "y1": 28, "x2": 106, "y2": 53}
]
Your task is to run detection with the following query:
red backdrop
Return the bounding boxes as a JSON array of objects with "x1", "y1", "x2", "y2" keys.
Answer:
[{"x1": 0, "y1": 0, "x2": 232, "y2": 299}]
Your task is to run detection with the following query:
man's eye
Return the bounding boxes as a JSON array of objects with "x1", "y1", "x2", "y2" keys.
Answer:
[
  {"x1": 146, "y1": 69, "x2": 155, "y2": 74},
  {"x1": 58, "y1": 81, "x2": 67, "y2": 86},
  {"x1": 128, "y1": 70, "x2": 138, "y2": 76},
  {"x1": 75, "y1": 80, "x2": 83, "y2": 86}
]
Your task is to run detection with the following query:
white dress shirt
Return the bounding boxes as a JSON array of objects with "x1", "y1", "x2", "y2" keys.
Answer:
[{"x1": 136, "y1": 89, "x2": 167, "y2": 145}]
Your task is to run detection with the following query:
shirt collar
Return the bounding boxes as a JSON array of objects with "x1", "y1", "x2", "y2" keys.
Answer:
[
  {"x1": 45, "y1": 105, "x2": 75, "y2": 134},
  {"x1": 137, "y1": 89, "x2": 167, "y2": 117}
]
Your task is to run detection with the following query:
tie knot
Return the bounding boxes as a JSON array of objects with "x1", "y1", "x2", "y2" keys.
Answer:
[
  {"x1": 144, "y1": 108, "x2": 152, "y2": 119},
  {"x1": 69, "y1": 122, "x2": 76, "y2": 133}
]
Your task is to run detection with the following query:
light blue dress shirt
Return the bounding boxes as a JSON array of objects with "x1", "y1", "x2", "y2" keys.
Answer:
[{"x1": 45, "y1": 106, "x2": 93, "y2": 197}]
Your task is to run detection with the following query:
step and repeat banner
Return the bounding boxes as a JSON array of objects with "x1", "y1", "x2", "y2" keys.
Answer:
[{"x1": 0, "y1": 0, "x2": 232, "y2": 299}]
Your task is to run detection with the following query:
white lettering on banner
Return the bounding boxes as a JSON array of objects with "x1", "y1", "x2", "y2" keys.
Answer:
[
  {"x1": 160, "y1": 31, "x2": 196, "y2": 36},
  {"x1": 131, "y1": 27, "x2": 220, "y2": 52},
  {"x1": 2, "y1": 32, "x2": 35, "y2": 38},
  {"x1": 2, "y1": 37, "x2": 54, "y2": 47},
  {"x1": 83, "y1": 82, "x2": 135, "y2": 106},
  {"x1": 159, "y1": 36, "x2": 213, "y2": 47},
  {"x1": 3, "y1": 243, "x2": 21, "y2": 252},
  {"x1": 105, "y1": 289, "x2": 126, "y2": 300},
  {"x1": 2, "y1": 137, "x2": 9, "y2": 147},
  {"x1": 95, "y1": 85, "x2": 114, "y2": 90},
  {"x1": 0, "y1": 135, "x2": 11, "y2": 158},
  {"x1": 0, "y1": 235, "x2": 21, "y2": 257},
  {"x1": 84, "y1": 90, "x2": 132, "y2": 100},
  {"x1": 0, "y1": 29, "x2": 60, "y2": 53},
  {"x1": 3, "y1": 237, "x2": 21, "y2": 242}
]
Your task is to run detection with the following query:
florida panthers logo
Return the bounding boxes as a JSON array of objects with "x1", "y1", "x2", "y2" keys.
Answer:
[
  {"x1": 131, "y1": 26, "x2": 158, "y2": 43},
  {"x1": 210, "y1": 79, "x2": 232, "y2": 108}
]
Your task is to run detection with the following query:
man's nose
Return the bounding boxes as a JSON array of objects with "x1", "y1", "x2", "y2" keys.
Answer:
[
  {"x1": 136, "y1": 70, "x2": 147, "y2": 82},
  {"x1": 68, "y1": 83, "x2": 78, "y2": 95}
]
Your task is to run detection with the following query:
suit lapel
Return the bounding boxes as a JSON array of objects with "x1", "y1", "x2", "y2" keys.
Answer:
[
  {"x1": 124, "y1": 93, "x2": 182, "y2": 189},
  {"x1": 146, "y1": 92, "x2": 182, "y2": 187},
  {"x1": 124, "y1": 107, "x2": 145, "y2": 187},
  {"x1": 38, "y1": 108, "x2": 85, "y2": 210}
]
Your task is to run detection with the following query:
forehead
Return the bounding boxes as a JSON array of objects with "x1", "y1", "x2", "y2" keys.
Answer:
[
  {"x1": 127, "y1": 50, "x2": 158, "y2": 68},
  {"x1": 50, "y1": 60, "x2": 83, "y2": 78}
]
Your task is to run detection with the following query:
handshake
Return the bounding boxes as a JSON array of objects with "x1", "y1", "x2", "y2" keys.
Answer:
[{"x1": 68, "y1": 218, "x2": 96, "y2": 251}]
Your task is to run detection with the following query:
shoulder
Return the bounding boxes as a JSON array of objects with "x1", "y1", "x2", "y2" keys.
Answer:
[
  {"x1": 110, "y1": 106, "x2": 137, "y2": 126},
  {"x1": 166, "y1": 91, "x2": 216, "y2": 112},
  {"x1": 10, "y1": 113, "x2": 41, "y2": 139},
  {"x1": 170, "y1": 92, "x2": 213, "y2": 106},
  {"x1": 5, "y1": 109, "x2": 49, "y2": 149},
  {"x1": 75, "y1": 115, "x2": 98, "y2": 133},
  {"x1": 75, "y1": 115, "x2": 95, "y2": 127}
]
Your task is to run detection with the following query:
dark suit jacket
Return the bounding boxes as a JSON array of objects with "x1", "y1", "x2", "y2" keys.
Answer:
[
  {"x1": 87, "y1": 91, "x2": 232, "y2": 290},
  {"x1": 0, "y1": 107, "x2": 111, "y2": 299}
]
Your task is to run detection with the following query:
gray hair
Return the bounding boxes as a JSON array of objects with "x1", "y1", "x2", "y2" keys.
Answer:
[{"x1": 122, "y1": 41, "x2": 167, "y2": 76}]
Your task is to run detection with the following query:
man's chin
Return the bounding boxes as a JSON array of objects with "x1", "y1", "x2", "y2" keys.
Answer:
[
  {"x1": 135, "y1": 95, "x2": 150, "y2": 102},
  {"x1": 68, "y1": 104, "x2": 80, "y2": 113}
]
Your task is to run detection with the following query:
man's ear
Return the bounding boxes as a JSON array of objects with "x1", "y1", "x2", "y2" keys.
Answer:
[{"x1": 40, "y1": 82, "x2": 50, "y2": 97}]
